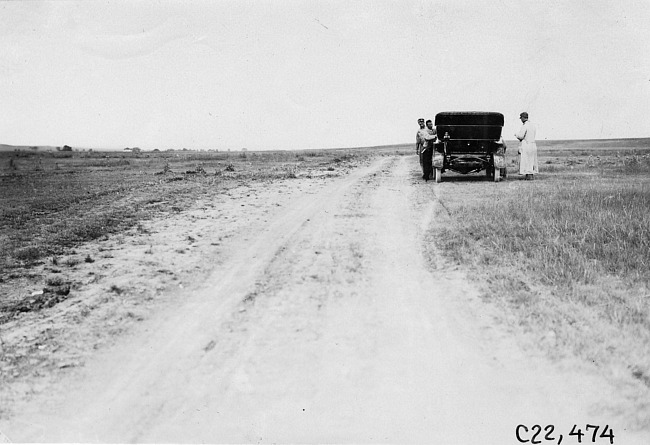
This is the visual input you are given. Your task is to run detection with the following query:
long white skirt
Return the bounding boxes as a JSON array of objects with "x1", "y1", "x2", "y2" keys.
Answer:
[{"x1": 519, "y1": 141, "x2": 539, "y2": 175}]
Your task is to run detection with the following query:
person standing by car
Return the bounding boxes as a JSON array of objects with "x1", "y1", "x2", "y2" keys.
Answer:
[
  {"x1": 515, "y1": 112, "x2": 538, "y2": 180},
  {"x1": 415, "y1": 118, "x2": 426, "y2": 165},
  {"x1": 420, "y1": 119, "x2": 437, "y2": 181}
]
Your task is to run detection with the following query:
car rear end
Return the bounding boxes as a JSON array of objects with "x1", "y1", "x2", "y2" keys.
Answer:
[{"x1": 432, "y1": 111, "x2": 506, "y2": 182}]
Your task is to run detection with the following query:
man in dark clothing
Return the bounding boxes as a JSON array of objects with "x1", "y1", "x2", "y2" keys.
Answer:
[{"x1": 420, "y1": 119, "x2": 437, "y2": 181}]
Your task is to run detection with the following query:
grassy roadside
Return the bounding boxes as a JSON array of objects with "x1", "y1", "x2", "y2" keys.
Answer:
[{"x1": 433, "y1": 150, "x2": 650, "y2": 427}]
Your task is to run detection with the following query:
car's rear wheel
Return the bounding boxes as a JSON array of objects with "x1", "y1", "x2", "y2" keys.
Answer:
[
  {"x1": 494, "y1": 168, "x2": 500, "y2": 182},
  {"x1": 435, "y1": 168, "x2": 442, "y2": 183}
]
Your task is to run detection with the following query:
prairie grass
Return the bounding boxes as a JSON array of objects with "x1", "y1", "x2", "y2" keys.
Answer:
[
  {"x1": 434, "y1": 147, "x2": 650, "y2": 426},
  {"x1": 486, "y1": 182, "x2": 649, "y2": 286}
]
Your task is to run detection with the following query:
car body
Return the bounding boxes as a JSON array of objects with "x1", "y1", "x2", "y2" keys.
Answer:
[{"x1": 431, "y1": 111, "x2": 507, "y2": 182}]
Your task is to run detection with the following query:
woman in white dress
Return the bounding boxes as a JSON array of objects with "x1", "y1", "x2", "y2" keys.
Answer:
[{"x1": 515, "y1": 112, "x2": 539, "y2": 180}]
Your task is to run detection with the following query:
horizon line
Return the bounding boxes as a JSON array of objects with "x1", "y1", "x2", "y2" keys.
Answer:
[{"x1": 1, "y1": 136, "x2": 649, "y2": 152}]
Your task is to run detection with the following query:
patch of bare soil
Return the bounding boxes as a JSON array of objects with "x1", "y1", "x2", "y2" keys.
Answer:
[{"x1": 0, "y1": 156, "x2": 648, "y2": 443}]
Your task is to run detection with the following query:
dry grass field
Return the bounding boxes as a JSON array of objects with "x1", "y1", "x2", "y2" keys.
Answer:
[
  {"x1": 1, "y1": 139, "x2": 650, "y2": 439},
  {"x1": 430, "y1": 138, "x2": 650, "y2": 426}
]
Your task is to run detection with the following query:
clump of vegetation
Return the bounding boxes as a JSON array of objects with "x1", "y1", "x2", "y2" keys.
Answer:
[
  {"x1": 621, "y1": 153, "x2": 650, "y2": 174},
  {"x1": 13, "y1": 246, "x2": 42, "y2": 263},
  {"x1": 46, "y1": 276, "x2": 65, "y2": 287},
  {"x1": 283, "y1": 165, "x2": 298, "y2": 179},
  {"x1": 109, "y1": 284, "x2": 124, "y2": 295},
  {"x1": 64, "y1": 257, "x2": 80, "y2": 267},
  {"x1": 0, "y1": 276, "x2": 72, "y2": 323}
]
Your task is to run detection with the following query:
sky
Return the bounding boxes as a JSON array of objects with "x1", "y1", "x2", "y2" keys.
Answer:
[{"x1": 1, "y1": 0, "x2": 649, "y2": 151}]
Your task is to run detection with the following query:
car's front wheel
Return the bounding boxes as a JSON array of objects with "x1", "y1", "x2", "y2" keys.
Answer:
[{"x1": 435, "y1": 168, "x2": 442, "y2": 183}]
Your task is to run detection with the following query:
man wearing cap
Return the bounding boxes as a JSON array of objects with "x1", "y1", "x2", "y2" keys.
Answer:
[
  {"x1": 515, "y1": 112, "x2": 539, "y2": 180},
  {"x1": 415, "y1": 118, "x2": 426, "y2": 166}
]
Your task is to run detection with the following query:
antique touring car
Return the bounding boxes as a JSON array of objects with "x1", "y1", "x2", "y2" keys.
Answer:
[{"x1": 431, "y1": 111, "x2": 507, "y2": 183}]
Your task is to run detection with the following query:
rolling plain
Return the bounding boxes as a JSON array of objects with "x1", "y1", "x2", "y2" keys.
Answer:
[{"x1": 0, "y1": 140, "x2": 649, "y2": 443}]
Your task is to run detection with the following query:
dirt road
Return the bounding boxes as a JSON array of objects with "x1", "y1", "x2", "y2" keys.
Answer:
[{"x1": 2, "y1": 157, "x2": 646, "y2": 443}]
